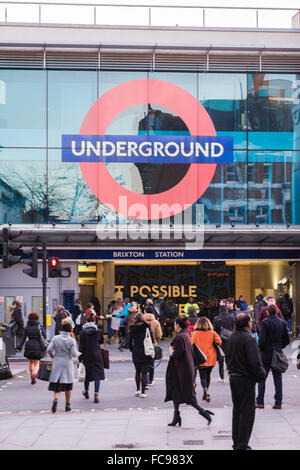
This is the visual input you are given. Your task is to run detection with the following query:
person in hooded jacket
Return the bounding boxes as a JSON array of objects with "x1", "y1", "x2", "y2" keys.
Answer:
[
  {"x1": 144, "y1": 305, "x2": 163, "y2": 386},
  {"x1": 17, "y1": 312, "x2": 47, "y2": 384},
  {"x1": 79, "y1": 313, "x2": 105, "y2": 404},
  {"x1": 128, "y1": 312, "x2": 154, "y2": 398}
]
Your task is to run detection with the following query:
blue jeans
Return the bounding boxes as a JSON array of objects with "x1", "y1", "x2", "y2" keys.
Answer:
[
  {"x1": 256, "y1": 360, "x2": 282, "y2": 406},
  {"x1": 84, "y1": 379, "x2": 100, "y2": 394}
]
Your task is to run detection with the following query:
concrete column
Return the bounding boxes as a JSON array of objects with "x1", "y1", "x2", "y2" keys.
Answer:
[
  {"x1": 95, "y1": 263, "x2": 104, "y2": 312},
  {"x1": 235, "y1": 265, "x2": 251, "y2": 305},
  {"x1": 103, "y1": 262, "x2": 115, "y2": 313}
]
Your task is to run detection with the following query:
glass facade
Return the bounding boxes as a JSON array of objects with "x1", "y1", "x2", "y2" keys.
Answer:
[{"x1": 0, "y1": 69, "x2": 299, "y2": 225}]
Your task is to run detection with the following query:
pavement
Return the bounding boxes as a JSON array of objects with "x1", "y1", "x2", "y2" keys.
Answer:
[{"x1": 2, "y1": 337, "x2": 300, "y2": 451}]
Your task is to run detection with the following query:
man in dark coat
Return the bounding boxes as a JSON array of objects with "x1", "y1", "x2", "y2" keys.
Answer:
[
  {"x1": 79, "y1": 314, "x2": 105, "y2": 404},
  {"x1": 226, "y1": 313, "x2": 266, "y2": 451},
  {"x1": 256, "y1": 304, "x2": 290, "y2": 410},
  {"x1": 9, "y1": 301, "x2": 24, "y2": 349}
]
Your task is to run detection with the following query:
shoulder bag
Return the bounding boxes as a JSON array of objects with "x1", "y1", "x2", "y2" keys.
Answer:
[
  {"x1": 154, "y1": 345, "x2": 163, "y2": 360},
  {"x1": 38, "y1": 324, "x2": 49, "y2": 351},
  {"x1": 220, "y1": 327, "x2": 233, "y2": 342},
  {"x1": 266, "y1": 322, "x2": 289, "y2": 374},
  {"x1": 214, "y1": 342, "x2": 225, "y2": 362},
  {"x1": 192, "y1": 343, "x2": 207, "y2": 367}
]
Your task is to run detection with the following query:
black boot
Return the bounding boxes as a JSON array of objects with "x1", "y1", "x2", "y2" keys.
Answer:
[
  {"x1": 168, "y1": 411, "x2": 182, "y2": 427},
  {"x1": 199, "y1": 408, "x2": 214, "y2": 425},
  {"x1": 51, "y1": 399, "x2": 57, "y2": 414},
  {"x1": 65, "y1": 403, "x2": 71, "y2": 412}
]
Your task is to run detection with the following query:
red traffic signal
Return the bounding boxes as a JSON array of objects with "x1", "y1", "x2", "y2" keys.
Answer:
[{"x1": 48, "y1": 257, "x2": 60, "y2": 278}]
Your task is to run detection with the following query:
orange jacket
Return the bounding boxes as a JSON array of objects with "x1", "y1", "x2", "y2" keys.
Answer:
[{"x1": 191, "y1": 329, "x2": 222, "y2": 367}]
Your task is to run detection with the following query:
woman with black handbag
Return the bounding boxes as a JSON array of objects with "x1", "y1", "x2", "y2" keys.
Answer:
[
  {"x1": 17, "y1": 312, "x2": 48, "y2": 385},
  {"x1": 79, "y1": 313, "x2": 105, "y2": 404},
  {"x1": 192, "y1": 317, "x2": 222, "y2": 402},
  {"x1": 165, "y1": 316, "x2": 214, "y2": 427}
]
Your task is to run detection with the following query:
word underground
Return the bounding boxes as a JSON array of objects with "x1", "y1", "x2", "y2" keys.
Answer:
[{"x1": 62, "y1": 135, "x2": 233, "y2": 164}]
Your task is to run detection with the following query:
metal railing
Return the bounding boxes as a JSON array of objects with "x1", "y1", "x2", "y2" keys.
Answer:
[{"x1": 0, "y1": 2, "x2": 299, "y2": 29}]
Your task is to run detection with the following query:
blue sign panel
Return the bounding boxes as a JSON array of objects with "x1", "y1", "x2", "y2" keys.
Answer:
[{"x1": 62, "y1": 135, "x2": 234, "y2": 164}]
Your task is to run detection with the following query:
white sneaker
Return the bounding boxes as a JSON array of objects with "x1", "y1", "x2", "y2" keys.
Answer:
[
  {"x1": 135, "y1": 391, "x2": 141, "y2": 396},
  {"x1": 149, "y1": 381, "x2": 155, "y2": 386},
  {"x1": 140, "y1": 393, "x2": 147, "y2": 398},
  {"x1": 217, "y1": 378, "x2": 226, "y2": 383}
]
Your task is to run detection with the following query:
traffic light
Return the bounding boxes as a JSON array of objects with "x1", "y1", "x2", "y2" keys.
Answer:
[
  {"x1": 2, "y1": 228, "x2": 22, "y2": 268},
  {"x1": 48, "y1": 257, "x2": 60, "y2": 278},
  {"x1": 48, "y1": 257, "x2": 71, "y2": 278},
  {"x1": 22, "y1": 247, "x2": 38, "y2": 278}
]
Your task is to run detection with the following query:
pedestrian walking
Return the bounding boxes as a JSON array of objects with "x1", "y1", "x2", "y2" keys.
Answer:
[
  {"x1": 73, "y1": 299, "x2": 84, "y2": 342},
  {"x1": 253, "y1": 294, "x2": 267, "y2": 321},
  {"x1": 226, "y1": 313, "x2": 266, "y2": 451},
  {"x1": 279, "y1": 293, "x2": 293, "y2": 333},
  {"x1": 235, "y1": 295, "x2": 248, "y2": 311},
  {"x1": 9, "y1": 300, "x2": 24, "y2": 349},
  {"x1": 52, "y1": 305, "x2": 71, "y2": 336},
  {"x1": 256, "y1": 304, "x2": 290, "y2": 410},
  {"x1": 257, "y1": 296, "x2": 284, "y2": 326},
  {"x1": 192, "y1": 317, "x2": 222, "y2": 402},
  {"x1": 164, "y1": 297, "x2": 178, "y2": 337},
  {"x1": 207, "y1": 297, "x2": 219, "y2": 323},
  {"x1": 128, "y1": 312, "x2": 154, "y2": 398},
  {"x1": 79, "y1": 314, "x2": 105, "y2": 404},
  {"x1": 17, "y1": 312, "x2": 47, "y2": 385},
  {"x1": 144, "y1": 305, "x2": 163, "y2": 386},
  {"x1": 184, "y1": 297, "x2": 199, "y2": 317},
  {"x1": 47, "y1": 317, "x2": 79, "y2": 413},
  {"x1": 165, "y1": 316, "x2": 214, "y2": 426},
  {"x1": 213, "y1": 304, "x2": 235, "y2": 383},
  {"x1": 186, "y1": 306, "x2": 199, "y2": 337},
  {"x1": 119, "y1": 301, "x2": 138, "y2": 351},
  {"x1": 225, "y1": 297, "x2": 238, "y2": 317}
]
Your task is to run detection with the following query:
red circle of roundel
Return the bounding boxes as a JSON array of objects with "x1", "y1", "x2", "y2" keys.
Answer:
[{"x1": 79, "y1": 79, "x2": 217, "y2": 220}]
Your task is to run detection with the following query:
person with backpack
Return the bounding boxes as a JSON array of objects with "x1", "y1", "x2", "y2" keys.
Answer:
[{"x1": 144, "y1": 306, "x2": 163, "y2": 387}]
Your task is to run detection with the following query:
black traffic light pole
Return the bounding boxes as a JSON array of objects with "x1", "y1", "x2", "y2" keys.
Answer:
[{"x1": 42, "y1": 242, "x2": 47, "y2": 329}]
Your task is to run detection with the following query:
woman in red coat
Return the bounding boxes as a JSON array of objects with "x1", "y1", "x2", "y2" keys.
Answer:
[{"x1": 165, "y1": 316, "x2": 214, "y2": 426}]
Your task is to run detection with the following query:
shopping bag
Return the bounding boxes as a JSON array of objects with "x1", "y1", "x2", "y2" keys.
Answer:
[
  {"x1": 101, "y1": 348, "x2": 110, "y2": 369},
  {"x1": 78, "y1": 362, "x2": 85, "y2": 382},
  {"x1": 111, "y1": 317, "x2": 121, "y2": 331},
  {"x1": 37, "y1": 361, "x2": 52, "y2": 382},
  {"x1": 0, "y1": 362, "x2": 12, "y2": 380},
  {"x1": 144, "y1": 327, "x2": 155, "y2": 358}
]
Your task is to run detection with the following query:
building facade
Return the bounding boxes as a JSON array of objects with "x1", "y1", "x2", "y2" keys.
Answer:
[{"x1": 0, "y1": 3, "x2": 300, "y2": 333}]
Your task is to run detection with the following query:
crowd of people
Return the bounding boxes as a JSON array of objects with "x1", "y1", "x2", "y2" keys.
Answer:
[{"x1": 11, "y1": 289, "x2": 295, "y2": 450}]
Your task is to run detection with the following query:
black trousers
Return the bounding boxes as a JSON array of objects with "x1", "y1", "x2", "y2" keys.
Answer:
[
  {"x1": 230, "y1": 375, "x2": 256, "y2": 450},
  {"x1": 197, "y1": 366, "x2": 214, "y2": 394},
  {"x1": 134, "y1": 363, "x2": 150, "y2": 394}
]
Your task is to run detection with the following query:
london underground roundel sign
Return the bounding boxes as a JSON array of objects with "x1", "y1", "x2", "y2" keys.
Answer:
[{"x1": 64, "y1": 79, "x2": 232, "y2": 220}]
